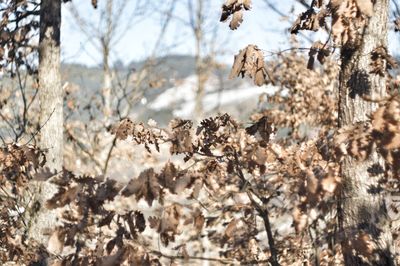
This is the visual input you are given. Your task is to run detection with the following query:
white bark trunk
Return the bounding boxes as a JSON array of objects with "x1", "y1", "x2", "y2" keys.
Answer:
[
  {"x1": 194, "y1": 0, "x2": 205, "y2": 119},
  {"x1": 29, "y1": 0, "x2": 62, "y2": 247},
  {"x1": 102, "y1": 46, "x2": 112, "y2": 119},
  {"x1": 102, "y1": 0, "x2": 113, "y2": 120},
  {"x1": 338, "y1": 0, "x2": 395, "y2": 264}
]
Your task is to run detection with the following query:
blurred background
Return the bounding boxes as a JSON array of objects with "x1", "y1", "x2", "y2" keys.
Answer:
[{"x1": 1, "y1": 0, "x2": 400, "y2": 178}]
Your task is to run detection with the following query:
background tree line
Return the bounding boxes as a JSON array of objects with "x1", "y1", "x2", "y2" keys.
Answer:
[{"x1": 1, "y1": 0, "x2": 400, "y2": 265}]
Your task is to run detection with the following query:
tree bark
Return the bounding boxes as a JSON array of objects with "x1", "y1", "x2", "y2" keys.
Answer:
[
  {"x1": 29, "y1": 0, "x2": 62, "y2": 247},
  {"x1": 102, "y1": 0, "x2": 113, "y2": 120},
  {"x1": 102, "y1": 41, "x2": 112, "y2": 119},
  {"x1": 194, "y1": 0, "x2": 206, "y2": 119},
  {"x1": 338, "y1": 0, "x2": 395, "y2": 264}
]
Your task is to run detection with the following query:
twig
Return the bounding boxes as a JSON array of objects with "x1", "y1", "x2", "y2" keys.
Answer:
[
  {"x1": 102, "y1": 136, "x2": 117, "y2": 175},
  {"x1": 149, "y1": 250, "x2": 234, "y2": 264},
  {"x1": 308, "y1": 225, "x2": 320, "y2": 266},
  {"x1": 24, "y1": 108, "x2": 55, "y2": 145},
  {"x1": 15, "y1": 67, "x2": 28, "y2": 141},
  {"x1": 65, "y1": 127, "x2": 104, "y2": 171},
  {"x1": 0, "y1": 134, "x2": 6, "y2": 145},
  {"x1": 0, "y1": 112, "x2": 19, "y2": 139},
  {"x1": 232, "y1": 151, "x2": 280, "y2": 266},
  {"x1": 247, "y1": 191, "x2": 280, "y2": 266}
]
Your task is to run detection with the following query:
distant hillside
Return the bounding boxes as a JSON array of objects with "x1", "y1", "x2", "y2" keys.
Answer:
[
  {"x1": 61, "y1": 54, "x2": 272, "y2": 125},
  {"x1": 128, "y1": 54, "x2": 197, "y2": 79}
]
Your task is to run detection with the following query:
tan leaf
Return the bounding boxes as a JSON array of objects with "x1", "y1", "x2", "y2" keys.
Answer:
[
  {"x1": 351, "y1": 232, "x2": 374, "y2": 257},
  {"x1": 355, "y1": 0, "x2": 373, "y2": 17},
  {"x1": 220, "y1": 0, "x2": 251, "y2": 30},
  {"x1": 122, "y1": 169, "x2": 160, "y2": 206},
  {"x1": 111, "y1": 119, "x2": 134, "y2": 140},
  {"x1": 224, "y1": 219, "x2": 238, "y2": 238},
  {"x1": 321, "y1": 175, "x2": 338, "y2": 193},
  {"x1": 47, "y1": 230, "x2": 64, "y2": 254},
  {"x1": 229, "y1": 45, "x2": 267, "y2": 86},
  {"x1": 193, "y1": 209, "x2": 205, "y2": 234},
  {"x1": 230, "y1": 9, "x2": 243, "y2": 30},
  {"x1": 293, "y1": 207, "x2": 308, "y2": 232}
]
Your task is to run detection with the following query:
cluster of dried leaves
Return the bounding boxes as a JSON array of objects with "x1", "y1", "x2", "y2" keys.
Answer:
[
  {"x1": 0, "y1": 144, "x2": 46, "y2": 264},
  {"x1": 282, "y1": 0, "x2": 397, "y2": 75},
  {"x1": 290, "y1": 0, "x2": 374, "y2": 48},
  {"x1": 220, "y1": 0, "x2": 252, "y2": 30},
  {"x1": 209, "y1": 5, "x2": 399, "y2": 259},
  {"x1": 370, "y1": 45, "x2": 398, "y2": 76},
  {"x1": 0, "y1": 106, "x2": 339, "y2": 264},
  {"x1": 252, "y1": 51, "x2": 339, "y2": 142},
  {"x1": 41, "y1": 95, "x2": 347, "y2": 265},
  {"x1": 290, "y1": 1, "x2": 327, "y2": 34},
  {"x1": 0, "y1": 0, "x2": 39, "y2": 75},
  {"x1": 229, "y1": 45, "x2": 272, "y2": 86},
  {"x1": 6, "y1": 88, "x2": 400, "y2": 264},
  {"x1": 2, "y1": 63, "x2": 399, "y2": 266}
]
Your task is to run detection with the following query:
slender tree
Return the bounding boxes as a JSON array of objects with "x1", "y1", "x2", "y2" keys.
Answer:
[
  {"x1": 29, "y1": 0, "x2": 62, "y2": 245},
  {"x1": 337, "y1": 0, "x2": 395, "y2": 264},
  {"x1": 171, "y1": 0, "x2": 222, "y2": 119},
  {"x1": 68, "y1": 0, "x2": 147, "y2": 121},
  {"x1": 190, "y1": 0, "x2": 206, "y2": 118}
]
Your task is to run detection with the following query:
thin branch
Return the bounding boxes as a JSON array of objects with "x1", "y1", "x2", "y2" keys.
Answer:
[
  {"x1": 233, "y1": 151, "x2": 280, "y2": 266},
  {"x1": 65, "y1": 127, "x2": 104, "y2": 172},
  {"x1": 102, "y1": 136, "x2": 117, "y2": 175},
  {"x1": 149, "y1": 250, "x2": 234, "y2": 264},
  {"x1": 263, "y1": 0, "x2": 314, "y2": 43},
  {"x1": 24, "y1": 108, "x2": 55, "y2": 145},
  {"x1": 0, "y1": 112, "x2": 18, "y2": 139},
  {"x1": 0, "y1": 133, "x2": 6, "y2": 145},
  {"x1": 247, "y1": 191, "x2": 280, "y2": 266},
  {"x1": 15, "y1": 67, "x2": 28, "y2": 141}
]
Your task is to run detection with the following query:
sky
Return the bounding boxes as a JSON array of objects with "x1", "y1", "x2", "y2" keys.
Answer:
[
  {"x1": 60, "y1": 0, "x2": 400, "y2": 67},
  {"x1": 60, "y1": 0, "x2": 302, "y2": 67}
]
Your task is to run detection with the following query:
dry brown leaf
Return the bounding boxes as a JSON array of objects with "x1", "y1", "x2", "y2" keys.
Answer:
[
  {"x1": 307, "y1": 41, "x2": 331, "y2": 69},
  {"x1": 121, "y1": 169, "x2": 160, "y2": 206},
  {"x1": 224, "y1": 219, "x2": 238, "y2": 238},
  {"x1": 290, "y1": 7, "x2": 328, "y2": 34},
  {"x1": 47, "y1": 230, "x2": 64, "y2": 254},
  {"x1": 321, "y1": 175, "x2": 338, "y2": 193},
  {"x1": 193, "y1": 209, "x2": 205, "y2": 234},
  {"x1": 395, "y1": 17, "x2": 400, "y2": 32},
  {"x1": 370, "y1": 46, "x2": 398, "y2": 76},
  {"x1": 230, "y1": 45, "x2": 267, "y2": 86},
  {"x1": 220, "y1": 0, "x2": 252, "y2": 30},
  {"x1": 351, "y1": 232, "x2": 374, "y2": 257},
  {"x1": 293, "y1": 207, "x2": 308, "y2": 232},
  {"x1": 111, "y1": 119, "x2": 134, "y2": 140}
]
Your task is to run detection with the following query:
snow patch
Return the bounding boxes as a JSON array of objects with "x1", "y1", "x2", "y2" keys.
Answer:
[{"x1": 150, "y1": 74, "x2": 278, "y2": 118}]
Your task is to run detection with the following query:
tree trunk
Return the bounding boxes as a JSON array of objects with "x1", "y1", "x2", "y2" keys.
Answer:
[
  {"x1": 102, "y1": 0, "x2": 113, "y2": 120},
  {"x1": 194, "y1": 55, "x2": 207, "y2": 119},
  {"x1": 338, "y1": 0, "x2": 395, "y2": 264},
  {"x1": 102, "y1": 42, "x2": 112, "y2": 119},
  {"x1": 194, "y1": 0, "x2": 205, "y2": 119},
  {"x1": 29, "y1": 0, "x2": 62, "y2": 247}
]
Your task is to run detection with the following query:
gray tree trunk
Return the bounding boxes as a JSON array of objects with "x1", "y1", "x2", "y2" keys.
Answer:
[
  {"x1": 29, "y1": 0, "x2": 62, "y2": 247},
  {"x1": 338, "y1": 0, "x2": 395, "y2": 264},
  {"x1": 194, "y1": 0, "x2": 205, "y2": 119},
  {"x1": 102, "y1": 43, "x2": 112, "y2": 119},
  {"x1": 102, "y1": 0, "x2": 113, "y2": 120}
]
